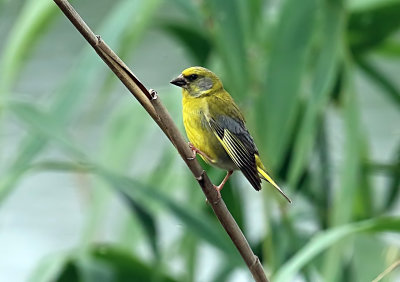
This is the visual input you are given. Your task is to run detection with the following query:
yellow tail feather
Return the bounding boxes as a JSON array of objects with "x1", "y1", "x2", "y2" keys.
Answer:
[{"x1": 255, "y1": 156, "x2": 292, "y2": 203}]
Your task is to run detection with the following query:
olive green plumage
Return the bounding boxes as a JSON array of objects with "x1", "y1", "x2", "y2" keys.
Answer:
[{"x1": 170, "y1": 66, "x2": 291, "y2": 202}]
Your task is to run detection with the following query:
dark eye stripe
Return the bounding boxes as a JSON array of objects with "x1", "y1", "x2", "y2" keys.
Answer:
[{"x1": 187, "y1": 74, "x2": 198, "y2": 81}]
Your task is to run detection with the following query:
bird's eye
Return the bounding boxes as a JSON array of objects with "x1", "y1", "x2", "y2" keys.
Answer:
[{"x1": 188, "y1": 74, "x2": 198, "y2": 81}]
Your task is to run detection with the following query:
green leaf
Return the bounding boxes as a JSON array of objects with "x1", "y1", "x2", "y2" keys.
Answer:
[
  {"x1": 288, "y1": 1, "x2": 344, "y2": 187},
  {"x1": 91, "y1": 0, "x2": 162, "y2": 115},
  {"x1": 98, "y1": 169, "x2": 239, "y2": 262},
  {"x1": 212, "y1": 262, "x2": 236, "y2": 282},
  {"x1": 0, "y1": 0, "x2": 159, "y2": 203},
  {"x1": 322, "y1": 62, "x2": 365, "y2": 281},
  {"x1": 0, "y1": 136, "x2": 46, "y2": 201},
  {"x1": 273, "y1": 217, "x2": 400, "y2": 282},
  {"x1": 55, "y1": 246, "x2": 178, "y2": 282},
  {"x1": 220, "y1": 180, "x2": 244, "y2": 232},
  {"x1": 0, "y1": 0, "x2": 57, "y2": 94},
  {"x1": 355, "y1": 57, "x2": 400, "y2": 107},
  {"x1": 55, "y1": 261, "x2": 80, "y2": 282},
  {"x1": 179, "y1": 233, "x2": 198, "y2": 282},
  {"x1": 352, "y1": 235, "x2": 388, "y2": 282},
  {"x1": 10, "y1": 101, "x2": 161, "y2": 258},
  {"x1": 98, "y1": 101, "x2": 152, "y2": 169},
  {"x1": 239, "y1": 0, "x2": 263, "y2": 34},
  {"x1": 367, "y1": 143, "x2": 400, "y2": 212},
  {"x1": 168, "y1": 0, "x2": 203, "y2": 25},
  {"x1": 205, "y1": 0, "x2": 249, "y2": 98},
  {"x1": 348, "y1": 1, "x2": 400, "y2": 53},
  {"x1": 375, "y1": 38, "x2": 400, "y2": 57},
  {"x1": 30, "y1": 159, "x2": 240, "y2": 264},
  {"x1": 8, "y1": 101, "x2": 83, "y2": 157},
  {"x1": 160, "y1": 22, "x2": 212, "y2": 65},
  {"x1": 385, "y1": 144, "x2": 400, "y2": 211},
  {"x1": 76, "y1": 0, "x2": 162, "y2": 253},
  {"x1": 119, "y1": 193, "x2": 159, "y2": 257},
  {"x1": 256, "y1": 0, "x2": 317, "y2": 170},
  {"x1": 90, "y1": 246, "x2": 178, "y2": 282},
  {"x1": 28, "y1": 252, "x2": 70, "y2": 282},
  {"x1": 348, "y1": 0, "x2": 400, "y2": 12}
]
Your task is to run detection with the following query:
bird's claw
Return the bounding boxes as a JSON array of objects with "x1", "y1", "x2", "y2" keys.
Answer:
[
  {"x1": 188, "y1": 142, "x2": 215, "y2": 163},
  {"x1": 187, "y1": 142, "x2": 197, "y2": 160}
]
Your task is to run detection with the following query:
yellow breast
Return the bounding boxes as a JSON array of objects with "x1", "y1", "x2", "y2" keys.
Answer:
[{"x1": 182, "y1": 92, "x2": 235, "y2": 170}]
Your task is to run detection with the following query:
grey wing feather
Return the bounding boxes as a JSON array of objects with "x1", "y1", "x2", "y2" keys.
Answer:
[{"x1": 208, "y1": 115, "x2": 261, "y2": 191}]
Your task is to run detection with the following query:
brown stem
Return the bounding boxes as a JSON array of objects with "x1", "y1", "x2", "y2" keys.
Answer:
[{"x1": 53, "y1": 1, "x2": 269, "y2": 281}]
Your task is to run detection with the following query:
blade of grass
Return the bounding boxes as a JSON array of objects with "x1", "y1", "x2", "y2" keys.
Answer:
[
  {"x1": 9, "y1": 100, "x2": 161, "y2": 258},
  {"x1": 55, "y1": 246, "x2": 178, "y2": 282},
  {"x1": 367, "y1": 143, "x2": 400, "y2": 212},
  {"x1": 348, "y1": 0, "x2": 400, "y2": 12},
  {"x1": 98, "y1": 169, "x2": 240, "y2": 261},
  {"x1": 375, "y1": 38, "x2": 400, "y2": 57},
  {"x1": 89, "y1": 245, "x2": 178, "y2": 282},
  {"x1": 12, "y1": 99, "x2": 238, "y2": 262},
  {"x1": 168, "y1": 0, "x2": 203, "y2": 25},
  {"x1": 384, "y1": 144, "x2": 400, "y2": 211},
  {"x1": 179, "y1": 233, "x2": 198, "y2": 282},
  {"x1": 91, "y1": 0, "x2": 162, "y2": 117},
  {"x1": 348, "y1": 1, "x2": 400, "y2": 53},
  {"x1": 256, "y1": 0, "x2": 317, "y2": 170},
  {"x1": 80, "y1": 101, "x2": 155, "y2": 251},
  {"x1": 159, "y1": 22, "x2": 212, "y2": 65},
  {"x1": 8, "y1": 101, "x2": 84, "y2": 157},
  {"x1": 71, "y1": 0, "x2": 162, "y2": 255},
  {"x1": 31, "y1": 160, "x2": 240, "y2": 262},
  {"x1": 120, "y1": 193, "x2": 159, "y2": 257},
  {"x1": 17, "y1": 102, "x2": 239, "y2": 264},
  {"x1": 355, "y1": 57, "x2": 400, "y2": 107},
  {"x1": 288, "y1": 1, "x2": 344, "y2": 187},
  {"x1": 322, "y1": 57, "x2": 365, "y2": 281},
  {"x1": 273, "y1": 217, "x2": 400, "y2": 282},
  {"x1": 28, "y1": 252, "x2": 70, "y2": 282},
  {"x1": 205, "y1": 0, "x2": 249, "y2": 98},
  {"x1": 352, "y1": 235, "x2": 388, "y2": 282},
  {"x1": 0, "y1": 0, "x2": 57, "y2": 95},
  {"x1": 0, "y1": 0, "x2": 159, "y2": 203}
]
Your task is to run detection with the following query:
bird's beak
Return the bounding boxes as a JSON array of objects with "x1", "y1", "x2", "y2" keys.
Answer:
[{"x1": 170, "y1": 74, "x2": 188, "y2": 88}]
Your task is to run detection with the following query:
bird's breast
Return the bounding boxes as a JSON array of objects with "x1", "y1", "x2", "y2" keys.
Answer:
[{"x1": 182, "y1": 97, "x2": 236, "y2": 171}]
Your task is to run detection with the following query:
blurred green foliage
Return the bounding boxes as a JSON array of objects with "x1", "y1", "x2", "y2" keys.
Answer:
[{"x1": 1, "y1": 0, "x2": 400, "y2": 281}]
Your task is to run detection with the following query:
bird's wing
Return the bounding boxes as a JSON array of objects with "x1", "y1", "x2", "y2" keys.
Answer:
[{"x1": 207, "y1": 114, "x2": 262, "y2": 191}]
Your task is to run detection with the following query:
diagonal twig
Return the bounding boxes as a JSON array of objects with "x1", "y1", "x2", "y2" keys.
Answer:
[
  {"x1": 53, "y1": 0, "x2": 269, "y2": 281},
  {"x1": 372, "y1": 260, "x2": 400, "y2": 282}
]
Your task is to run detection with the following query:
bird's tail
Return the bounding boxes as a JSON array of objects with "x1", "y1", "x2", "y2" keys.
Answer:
[{"x1": 255, "y1": 156, "x2": 292, "y2": 203}]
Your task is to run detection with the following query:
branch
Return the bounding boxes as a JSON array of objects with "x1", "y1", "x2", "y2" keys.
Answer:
[
  {"x1": 372, "y1": 260, "x2": 400, "y2": 282},
  {"x1": 53, "y1": 1, "x2": 269, "y2": 281}
]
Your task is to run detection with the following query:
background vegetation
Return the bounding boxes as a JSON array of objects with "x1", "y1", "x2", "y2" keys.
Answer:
[{"x1": 0, "y1": 0, "x2": 399, "y2": 281}]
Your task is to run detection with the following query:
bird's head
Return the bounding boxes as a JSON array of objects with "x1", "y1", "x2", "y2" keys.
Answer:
[{"x1": 170, "y1": 66, "x2": 223, "y2": 97}]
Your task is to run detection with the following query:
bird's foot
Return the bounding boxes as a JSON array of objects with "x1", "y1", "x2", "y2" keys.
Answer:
[
  {"x1": 187, "y1": 142, "x2": 213, "y2": 162},
  {"x1": 212, "y1": 171, "x2": 233, "y2": 199},
  {"x1": 187, "y1": 142, "x2": 197, "y2": 160}
]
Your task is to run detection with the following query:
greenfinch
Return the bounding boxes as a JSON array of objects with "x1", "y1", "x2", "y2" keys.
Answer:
[{"x1": 170, "y1": 66, "x2": 291, "y2": 202}]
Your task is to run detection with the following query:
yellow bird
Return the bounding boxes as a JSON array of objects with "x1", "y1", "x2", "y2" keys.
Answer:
[{"x1": 170, "y1": 66, "x2": 291, "y2": 203}]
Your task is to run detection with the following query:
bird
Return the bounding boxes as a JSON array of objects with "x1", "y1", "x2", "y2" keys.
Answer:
[{"x1": 170, "y1": 66, "x2": 291, "y2": 203}]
